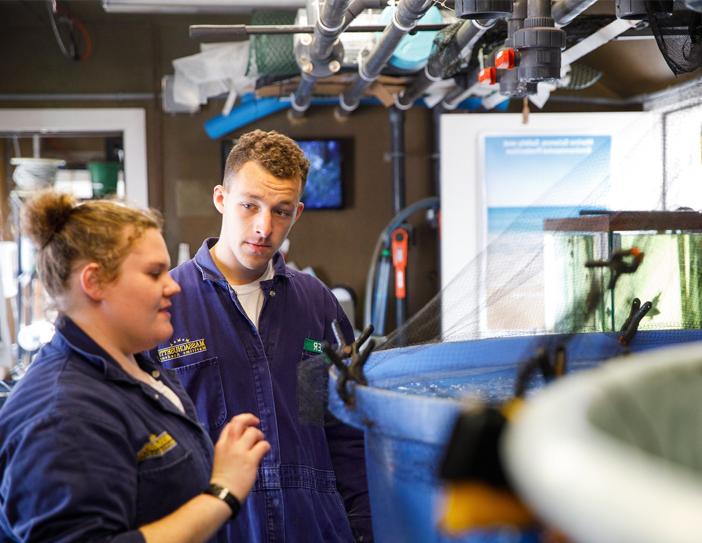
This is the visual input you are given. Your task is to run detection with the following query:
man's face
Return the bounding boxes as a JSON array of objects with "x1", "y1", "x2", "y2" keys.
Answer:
[{"x1": 213, "y1": 160, "x2": 304, "y2": 282}]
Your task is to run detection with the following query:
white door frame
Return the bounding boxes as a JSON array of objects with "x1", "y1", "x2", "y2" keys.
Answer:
[{"x1": 0, "y1": 108, "x2": 148, "y2": 207}]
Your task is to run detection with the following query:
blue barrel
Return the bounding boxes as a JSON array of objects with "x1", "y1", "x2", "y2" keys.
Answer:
[{"x1": 328, "y1": 330, "x2": 702, "y2": 543}]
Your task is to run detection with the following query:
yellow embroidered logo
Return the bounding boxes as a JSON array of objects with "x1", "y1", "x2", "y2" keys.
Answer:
[
  {"x1": 137, "y1": 432, "x2": 177, "y2": 461},
  {"x1": 157, "y1": 337, "x2": 207, "y2": 362}
]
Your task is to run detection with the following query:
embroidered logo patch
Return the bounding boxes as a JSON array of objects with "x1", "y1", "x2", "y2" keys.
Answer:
[
  {"x1": 157, "y1": 337, "x2": 207, "y2": 362},
  {"x1": 303, "y1": 338, "x2": 324, "y2": 354},
  {"x1": 137, "y1": 432, "x2": 177, "y2": 461}
]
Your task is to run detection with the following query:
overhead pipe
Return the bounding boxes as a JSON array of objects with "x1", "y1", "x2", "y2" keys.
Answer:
[
  {"x1": 552, "y1": 0, "x2": 599, "y2": 27},
  {"x1": 344, "y1": 0, "x2": 390, "y2": 24},
  {"x1": 292, "y1": 0, "x2": 419, "y2": 116},
  {"x1": 291, "y1": 0, "x2": 352, "y2": 116},
  {"x1": 401, "y1": 0, "x2": 598, "y2": 108},
  {"x1": 397, "y1": 17, "x2": 498, "y2": 108},
  {"x1": 440, "y1": 67, "x2": 482, "y2": 109},
  {"x1": 337, "y1": 0, "x2": 434, "y2": 115},
  {"x1": 389, "y1": 107, "x2": 407, "y2": 215},
  {"x1": 527, "y1": 0, "x2": 550, "y2": 17}
]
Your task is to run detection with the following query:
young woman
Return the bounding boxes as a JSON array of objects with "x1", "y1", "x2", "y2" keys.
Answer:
[{"x1": 0, "y1": 191, "x2": 270, "y2": 543}]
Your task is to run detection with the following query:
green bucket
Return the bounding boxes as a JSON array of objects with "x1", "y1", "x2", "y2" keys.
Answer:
[{"x1": 87, "y1": 161, "x2": 120, "y2": 198}]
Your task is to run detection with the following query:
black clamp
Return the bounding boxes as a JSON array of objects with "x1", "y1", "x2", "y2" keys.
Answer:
[
  {"x1": 619, "y1": 297, "x2": 652, "y2": 347},
  {"x1": 322, "y1": 322, "x2": 376, "y2": 406},
  {"x1": 514, "y1": 344, "x2": 567, "y2": 398},
  {"x1": 585, "y1": 247, "x2": 644, "y2": 290}
]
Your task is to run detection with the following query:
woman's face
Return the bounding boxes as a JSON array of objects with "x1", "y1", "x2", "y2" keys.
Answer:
[{"x1": 100, "y1": 228, "x2": 181, "y2": 354}]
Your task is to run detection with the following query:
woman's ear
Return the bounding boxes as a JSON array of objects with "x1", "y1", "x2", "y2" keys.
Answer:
[{"x1": 78, "y1": 263, "x2": 104, "y2": 302}]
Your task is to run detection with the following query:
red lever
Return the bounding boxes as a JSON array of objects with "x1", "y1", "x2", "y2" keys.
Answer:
[
  {"x1": 495, "y1": 48, "x2": 516, "y2": 70},
  {"x1": 391, "y1": 227, "x2": 409, "y2": 300},
  {"x1": 478, "y1": 67, "x2": 497, "y2": 85}
]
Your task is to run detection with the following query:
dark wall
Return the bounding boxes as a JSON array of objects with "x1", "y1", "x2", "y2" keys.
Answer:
[{"x1": 0, "y1": 1, "x2": 439, "y2": 331}]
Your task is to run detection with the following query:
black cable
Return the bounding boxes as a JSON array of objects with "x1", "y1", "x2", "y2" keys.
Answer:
[{"x1": 45, "y1": 0, "x2": 77, "y2": 60}]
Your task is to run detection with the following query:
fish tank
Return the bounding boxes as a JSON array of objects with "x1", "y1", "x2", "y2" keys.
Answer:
[{"x1": 543, "y1": 210, "x2": 702, "y2": 333}]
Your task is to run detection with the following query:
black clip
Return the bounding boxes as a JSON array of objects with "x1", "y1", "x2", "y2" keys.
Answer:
[
  {"x1": 619, "y1": 297, "x2": 652, "y2": 347},
  {"x1": 514, "y1": 345, "x2": 567, "y2": 398},
  {"x1": 585, "y1": 247, "x2": 644, "y2": 290},
  {"x1": 322, "y1": 322, "x2": 376, "y2": 406}
]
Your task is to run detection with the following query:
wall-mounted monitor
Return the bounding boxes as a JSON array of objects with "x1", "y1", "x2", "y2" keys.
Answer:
[
  {"x1": 297, "y1": 139, "x2": 344, "y2": 210},
  {"x1": 221, "y1": 138, "x2": 347, "y2": 210}
]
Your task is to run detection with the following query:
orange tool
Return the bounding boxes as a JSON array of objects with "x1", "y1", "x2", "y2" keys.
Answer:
[{"x1": 391, "y1": 227, "x2": 409, "y2": 299}]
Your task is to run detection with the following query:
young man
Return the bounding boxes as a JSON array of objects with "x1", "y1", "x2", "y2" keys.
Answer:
[{"x1": 155, "y1": 130, "x2": 372, "y2": 542}]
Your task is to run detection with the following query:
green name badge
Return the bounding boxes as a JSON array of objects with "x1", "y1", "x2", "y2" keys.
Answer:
[{"x1": 303, "y1": 338, "x2": 324, "y2": 354}]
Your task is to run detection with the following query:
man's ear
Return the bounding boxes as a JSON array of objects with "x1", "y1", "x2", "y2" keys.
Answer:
[
  {"x1": 292, "y1": 201, "x2": 304, "y2": 224},
  {"x1": 78, "y1": 263, "x2": 105, "y2": 302},
  {"x1": 213, "y1": 185, "x2": 226, "y2": 215}
]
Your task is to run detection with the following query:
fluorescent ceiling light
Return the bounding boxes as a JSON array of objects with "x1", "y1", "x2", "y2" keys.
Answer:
[{"x1": 102, "y1": 0, "x2": 305, "y2": 14}]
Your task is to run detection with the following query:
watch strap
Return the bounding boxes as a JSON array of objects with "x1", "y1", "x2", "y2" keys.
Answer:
[{"x1": 204, "y1": 483, "x2": 241, "y2": 519}]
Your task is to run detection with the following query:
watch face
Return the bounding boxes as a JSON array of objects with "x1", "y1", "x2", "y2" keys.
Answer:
[
  {"x1": 207, "y1": 483, "x2": 240, "y2": 518},
  {"x1": 216, "y1": 487, "x2": 228, "y2": 499},
  {"x1": 208, "y1": 483, "x2": 226, "y2": 497}
]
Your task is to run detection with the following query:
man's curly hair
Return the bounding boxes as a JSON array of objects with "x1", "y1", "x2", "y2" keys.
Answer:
[{"x1": 224, "y1": 130, "x2": 310, "y2": 194}]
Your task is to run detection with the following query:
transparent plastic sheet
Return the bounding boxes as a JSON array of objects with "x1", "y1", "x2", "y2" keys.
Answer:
[
  {"x1": 300, "y1": 97, "x2": 702, "y2": 421},
  {"x1": 297, "y1": 94, "x2": 702, "y2": 543},
  {"x1": 172, "y1": 42, "x2": 255, "y2": 109}
]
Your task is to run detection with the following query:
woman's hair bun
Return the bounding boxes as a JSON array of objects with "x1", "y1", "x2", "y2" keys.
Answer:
[{"x1": 22, "y1": 191, "x2": 77, "y2": 249}]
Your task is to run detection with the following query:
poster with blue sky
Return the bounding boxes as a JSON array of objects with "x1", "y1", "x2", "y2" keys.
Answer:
[
  {"x1": 484, "y1": 135, "x2": 612, "y2": 237},
  {"x1": 481, "y1": 134, "x2": 611, "y2": 332}
]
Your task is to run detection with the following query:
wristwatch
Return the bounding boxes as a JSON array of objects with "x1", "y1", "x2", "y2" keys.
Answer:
[{"x1": 204, "y1": 483, "x2": 241, "y2": 519}]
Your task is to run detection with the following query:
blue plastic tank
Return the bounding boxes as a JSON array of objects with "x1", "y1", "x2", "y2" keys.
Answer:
[{"x1": 328, "y1": 330, "x2": 702, "y2": 542}]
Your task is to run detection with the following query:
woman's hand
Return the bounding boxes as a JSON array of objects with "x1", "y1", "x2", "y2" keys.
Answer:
[
  {"x1": 209, "y1": 413, "x2": 271, "y2": 502},
  {"x1": 139, "y1": 414, "x2": 269, "y2": 543}
]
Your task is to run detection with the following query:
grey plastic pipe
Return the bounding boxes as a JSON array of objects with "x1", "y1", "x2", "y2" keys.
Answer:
[
  {"x1": 291, "y1": 0, "x2": 352, "y2": 114},
  {"x1": 338, "y1": 0, "x2": 434, "y2": 114},
  {"x1": 400, "y1": 0, "x2": 598, "y2": 108}
]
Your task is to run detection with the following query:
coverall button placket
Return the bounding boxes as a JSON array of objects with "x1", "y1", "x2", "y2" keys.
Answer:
[{"x1": 227, "y1": 274, "x2": 286, "y2": 539}]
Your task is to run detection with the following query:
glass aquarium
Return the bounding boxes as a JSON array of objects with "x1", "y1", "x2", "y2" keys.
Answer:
[{"x1": 544, "y1": 211, "x2": 702, "y2": 333}]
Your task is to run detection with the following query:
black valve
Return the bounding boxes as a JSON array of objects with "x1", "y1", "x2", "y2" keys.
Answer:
[
  {"x1": 454, "y1": 0, "x2": 513, "y2": 19},
  {"x1": 513, "y1": 5, "x2": 566, "y2": 83},
  {"x1": 616, "y1": 0, "x2": 674, "y2": 20}
]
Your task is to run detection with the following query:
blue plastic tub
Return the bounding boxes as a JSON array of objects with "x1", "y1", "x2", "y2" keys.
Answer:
[{"x1": 328, "y1": 330, "x2": 702, "y2": 543}]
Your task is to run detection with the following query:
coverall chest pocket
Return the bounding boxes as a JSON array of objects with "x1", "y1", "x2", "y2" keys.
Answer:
[
  {"x1": 172, "y1": 356, "x2": 228, "y2": 431},
  {"x1": 136, "y1": 448, "x2": 197, "y2": 524}
]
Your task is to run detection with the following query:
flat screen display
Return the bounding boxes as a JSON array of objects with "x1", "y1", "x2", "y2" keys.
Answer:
[
  {"x1": 221, "y1": 138, "x2": 345, "y2": 210},
  {"x1": 297, "y1": 139, "x2": 344, "y2": 210}
]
